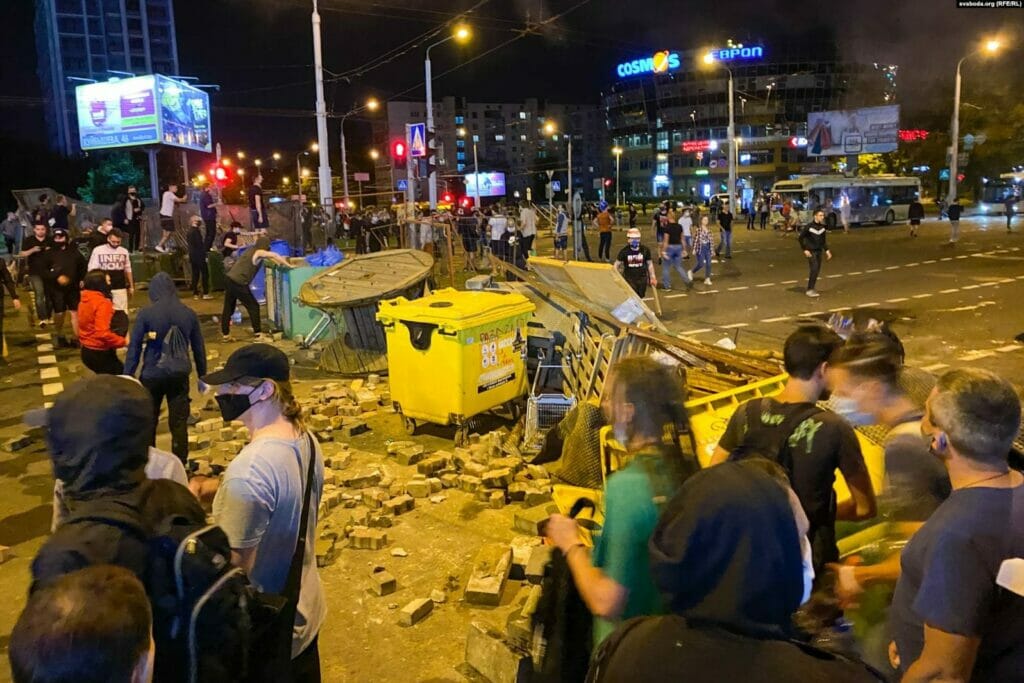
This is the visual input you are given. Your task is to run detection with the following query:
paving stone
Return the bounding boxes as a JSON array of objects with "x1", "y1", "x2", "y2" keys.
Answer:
[
  {"x1": 509, "y1": 537, "x2": 542, "y2": 581},
  {"x1": 362, "y1": 488, "x2": 388, "y2": 509},
  {"x1": 525, "y1": 545, "x2": 553, "y2": 585},
  {"x1": 340, "y1": 421, "x2": 369, "y2": 438},
  {"x1": 395, "y1": 445, "x2": 426, "y2": 466},
  {"x1": 5, "y1": 434, "x2": 35, "y2": 452},
  {"x1": 430, "y1": 589, "x2": 447, "y2": 604},
  {"x1": 458, "y1": 475, "x2": 482, "y2": 493},
  {"x1": 482, "y1": 467, "x2": 513, "y2": 489},
  {"x1": 390, "y1": 547, "x2": 408, "y2": 558},
  {"x1": 385, "y1": 494, "x2": 415, "y2": 516},
  {"x1": 416, "y1": 454, "x2": 451, "y2": 476},
  {"x1": 513, "y1": 505, "x2": 556, "y2": 536},
  {"x1": 464, "y1": 621, "x2": 531, "y2": 683},
  {"x1": 0, "y1": 545, "x2": 13, "y2": 564},
  {"x1": 489, "y1": 490, "x2": 507, "y2": 509},
  {"x1": 524, "y1": 487, "x2": 553, "y2": 507},
  {"x1": 370, "y1": 568, "x2": 397, "y2": 596},
  {"x1": 342, "y1": 470, "x2": 382, "y2": 489},
  {"x1": 399, "y1": 598, "x2": 433, "y2": 627},
  {"x1": 348, "y1": 527, "x2": 387, "y2": 550},
  {"x1": 440, "y1": 473, "x2": 460, "y2": 489},
  {"x1": 464, "y1": 544, "x2": 513, "y2": 606},
  {"x1": 406, "y1": 477, "x2": 432, "y2": 498},
  {"x1": 387, "y1": 440, "x2": 416, "y2": 455}
]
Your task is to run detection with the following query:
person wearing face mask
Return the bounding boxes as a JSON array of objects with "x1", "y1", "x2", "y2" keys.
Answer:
[
  {"x1": 614, "y1": 228, "x2": 656, "y2": 298},
  {"x1": 124, "y1": 185, "x2": 144, "y2": 252},
  {"x1": 201, "y1": 344, "x2": 326, "y2": 681},
  {"x1": 544, "y1": 356, "x2": 699, "y2": 648},
  {"x1": 711, "y1": 325, "x2": 877, "y2": 574},
  {"x1": 78, "y1": 269, "x2": 127, "y2": 375},
  {"x1": 221, "y1": 236, "x2": 292, "y2": 342},
  {"x1": 888, "y1": 369, "x2": 1024, "y2": 682}
]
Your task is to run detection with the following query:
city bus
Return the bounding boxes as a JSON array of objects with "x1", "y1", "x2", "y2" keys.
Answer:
[
  {"x1": 770, "y1": 175, "x2": 922, "y2": 228},
  {"x1": 977, "y1": 172, "x2": 1023, "y2": 215}
]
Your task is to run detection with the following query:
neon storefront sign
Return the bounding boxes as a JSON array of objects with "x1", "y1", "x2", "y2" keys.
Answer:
[
  {"x1": 709, "y1": 45, "x2": 765, "y2": 61},
  {"x1": 616, "y1": 50, "x2": 681, "y2": 78}
]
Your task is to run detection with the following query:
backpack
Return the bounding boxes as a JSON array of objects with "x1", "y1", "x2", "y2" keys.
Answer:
[
  {"x1": 727, "y1": 398, "x2": 823, "y2": 479},
  {"x1": 155, "y1": 324, "x2": 193, "y2": 377}
]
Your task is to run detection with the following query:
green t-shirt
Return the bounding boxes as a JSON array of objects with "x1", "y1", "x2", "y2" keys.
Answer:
[{"x1": 591, "y1": 451, "x2": 672, "y2": 646}]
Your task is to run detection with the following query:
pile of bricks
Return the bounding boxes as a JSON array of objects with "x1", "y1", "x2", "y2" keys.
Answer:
[{"x1": 301, "y1": 376, "x2": 392, "y2": 443}]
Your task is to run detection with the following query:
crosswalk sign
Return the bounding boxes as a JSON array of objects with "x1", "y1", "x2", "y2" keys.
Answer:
[
  {"x1": 397, "y1": 179, "x2": 408, "y2": 190},
  {"x1": 408, "y1": 123, "x2": 426, "y2": 158}
]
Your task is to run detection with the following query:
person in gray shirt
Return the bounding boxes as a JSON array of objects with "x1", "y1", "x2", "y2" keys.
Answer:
[{"x1": 2, "y1": 211, "x2": 22, "y2": 255}]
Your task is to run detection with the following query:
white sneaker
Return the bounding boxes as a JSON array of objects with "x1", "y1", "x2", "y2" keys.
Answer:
[
  {"x1": 202, "y1": 294, "x2": 214, "y2": 300},
  {"x1": 704, "y1": 278, "x2": 712, "y2": 286},
  {"x1": 155, "y1": 245, "x2": 168, "y2": 253},
  {"x1": 806, "y1": 289, "x2": 820, "y2": 298}
]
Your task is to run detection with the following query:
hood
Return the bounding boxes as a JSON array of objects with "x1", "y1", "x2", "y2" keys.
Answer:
[
  {"x1": 148, "y1": 271, "x2": 178, "y2": 304},
  {"x1": 46, "y1": 376, "x2": 154, "y2": 500},
  {"x1": 648, "y1": 461, "x2": 804, "y2": 636}
]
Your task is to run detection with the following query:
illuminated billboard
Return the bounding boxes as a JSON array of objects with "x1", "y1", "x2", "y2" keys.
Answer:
[
  {"x1": 464, "y1": 172, "x2": 506, "y2": 198},
  {"x1": 75, "y1": 74, "x2": 212, "y2": 152},
  {"x1": 807, "y1": 105, "x2": 899, "y2": 156},
  {"x1": 616, "y1": 51, "x2": 681, "y2": 78}
]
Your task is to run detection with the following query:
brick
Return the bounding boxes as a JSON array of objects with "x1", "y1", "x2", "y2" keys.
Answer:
[
  {"x1": 348, "y1": 527, "x2": 388, "y2": 550},
  {"x1": 395, "y1": 445, "x2": 426, "y2": 466},
  {"x1": 339, "y1": 404, "x2": 362, "y2": 417},
  {"x1": 482, "y1": 467, "x2": 513, "y2": 489},
  {"x1": 324, "y1": 450, "x2": 351, "y2": 470},
  {"x1": 406, "y1": 477, "x2": 431, "y2": 498},
  {"x1": 453, "y1": 447, "x2": 474, "y2": 470},
  {"x1": 349, "y1": 378, "x2": 365, "y2": 392},
  {"x1": 385, "y1": 494, "x2": 415, "y2": 516},
  {"x1": 513, "y1": 505, "x2": 556, "y2": 536},
  {"x1": 362, "y1": 488, "x2": 388, "y2": 509},
  {"x1": 315, "y1": 537, "x2": 336, "y2": 567},
  {"x1": 370, "y1": 568, "x2": 396, "y2": 596},
  {"x1": 195, "y1": 417, "x2": 224, "y2": 434},
  {"x1": 458, "y1": 475, "x2": 482, "y2": 493},
  {"x1": 430, "y1": 589, "x2": 447, "y2": 604},
  {"x1": 398, "y1": 598, "x2": 433, "y2": 627},
  {"x1": 510, "y1": 537, "x2": 542, "y2": 581},
  {"x1": 462, "y1": 461, "x2": 488, "y2": 478},
  {"x1": 0, "y1": 545, "x2": 14, "y2": 564},
  {"x1": 317, "y1": 403, "x2": 339, "y2": 418},
  {"x1": 489, "y1": 456, "x2": 523, "y2": 473},
  {"x1": 489, "y1": 490, "x2": 506, "y2": 509},
  {"x1": 367, "y1": 374, "x2": 380, "y2": 387},
  {"x1": 464, "y1": 544, "x2": 513, "y2": 606},
  {"x1": 524, "y1": 488, "x2": 552, "y2": 507},
  {"x1": 342, "y1": 470, "x2": 381, "y2": 488},
  {"x1": 507, "y1": 482, "x2": 528, "y2": 502},
  {"x1": 340, "y1": 421, "x2": 369, "y2": 438},
  {"x1": 428, "y1": 477, "x2": 443, "y2": 494},
  {"x1": 367, "y1": 513, "x2": 393, "y2": 529},
  {"x1": 416, "y1": 454, "x2": 451, "y2": 476},
  {"x1": 506, "y1": 585, "x2": 544, "y2": 647},
  {"x1": 308, "y1": 414, "x2": 331, "y2": 432},
  {"x1": 324, "y1": 489, "x2": 342, "y2": 510},
  {"x1": 464, "y1": 621, "x2": 531, "y2": 683},
  {"x1": 429, "y1": 494, "x2": 447, "y2": 504},
  {"x1": 219, "y1": 427, "x2": 235, "y2": 441},
  {"x1": 379, "y1": 391, "x2": 392, "y2": 406},
  {"x1": 440, "y1": 473, "x2": 459, "y2": 489},
  {"x1": 525, "y1": 545, "x2": 552, "y2": 585},
  {"x1": 386, "y1": 440, "x2": 415, "y2": 454}
]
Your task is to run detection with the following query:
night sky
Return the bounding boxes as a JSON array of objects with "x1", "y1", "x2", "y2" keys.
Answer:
[{"x1": 1, "y1": 0, "x2": 1021, "y2": 160}]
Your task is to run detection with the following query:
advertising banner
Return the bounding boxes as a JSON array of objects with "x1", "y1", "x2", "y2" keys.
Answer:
[
  {"x1": 157, "y1": 75, "x2": 212, "y2": 152},
  {"x1": 464, "y1": 172, "x2": 506, "y2": 198},
  {"x1": 807, "y1": 105, "x2": 899, "y2": 156}
]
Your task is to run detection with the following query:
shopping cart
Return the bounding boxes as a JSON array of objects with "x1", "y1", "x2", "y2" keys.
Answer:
[{"x1": 524, "y1": 361, "x2": 577, "y2": 451}]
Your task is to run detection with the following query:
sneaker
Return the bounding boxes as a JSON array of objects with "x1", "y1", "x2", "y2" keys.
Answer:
[
  {"x1": 155, "y1": 245, "x2": 168, "y2": 253},
  {"x1": 193, "y1": 294, "x2": 201, "y2": 300},
  {"x1": 253, "y1": 332, "x2": 272, "y2": 342},
  {"x1": 202, "y1": 294, "x2": 214, "y2": 300},
  {"x1": 704, "y1": 278, "x2": 712, "y2": 286},
  {"x1": 806, "y1": 289, "x2": 820, "y2": 298},
  {"x1": 221, "y1": 334, "x2": 235, "y2": 343},
  {"x1": 662, "y1": 285, "x2": 672, "y2": 291},
  {"x1": 37, "y1": 320, "x2": 48, "y2": 329}
]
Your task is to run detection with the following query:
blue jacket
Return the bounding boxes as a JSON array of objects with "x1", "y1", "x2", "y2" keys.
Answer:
[{"x1": 124, "y1": 272, "x2": 207, "y2": 379}]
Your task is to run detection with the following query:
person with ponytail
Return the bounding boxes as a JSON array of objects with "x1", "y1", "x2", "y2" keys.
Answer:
[
  {"x1": 544, "y1": 355, "x2": 699, "y2": 647},
  {"x1": 78, "y1": 269, "x2": 127, "y2": 375},
  {"x1": 201, "y1": 343, "x2": 325, "y2": 681}
]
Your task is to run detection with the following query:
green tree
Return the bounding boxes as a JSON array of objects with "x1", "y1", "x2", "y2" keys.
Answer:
[{"x1": 77, "y1": 152, "x2": 146, "y2": 204}]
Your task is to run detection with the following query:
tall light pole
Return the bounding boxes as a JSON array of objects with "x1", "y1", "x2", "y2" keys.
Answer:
[
  {"x1": 547, "y1": 121, "x2": 580, "y2": 258},
  {"x1": 458, "y1": 127, "x2": 481, "y2": 208},
  {"x1": 612, "y1": 146, "x2": 623, "y2": 208},
  {"x1": 310, "y1": 0, "x2": 333, "y2": 217},
  {"x1": 703, "y1": 52, "x2": 736, "y2": 208},
  {"x1": 948, "y1": 38, "x2": 1003, "y2": 205},
  {"x1": 424, "y1": 24, "x2": 471, "y2": 211},
  {"x1": 340, "y1": 97, "x2": 380, "y2": 211}
]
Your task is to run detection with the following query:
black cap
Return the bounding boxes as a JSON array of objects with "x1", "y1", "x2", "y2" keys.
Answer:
[
  {"x1": 52, "y1": 228, "x2": 68, "y2": 237},
  {"x1": 202, "y1": 343, "x2": 290, "y2": 385}
]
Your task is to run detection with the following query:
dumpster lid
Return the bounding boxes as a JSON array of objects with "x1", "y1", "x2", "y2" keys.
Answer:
[{"x1": 377, "y1": 288, "x2": 534, "y2": 328}]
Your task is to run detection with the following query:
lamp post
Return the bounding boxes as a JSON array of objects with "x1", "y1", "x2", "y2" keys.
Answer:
[
  {"x1": 546, "y1": 121, "x2": 579, "y2": 258},
  {"x1": 310, "y1": 0, "x2": 333, "y2": 218},
  {"x1": 340, "y1": 97, "x2": 380, "y2": 211},
  {"x1": 424, "y1": 24, "x2": 471, "y2": 210},
  {"x1": 296, "y1": 147, "x2": 313, "y2": 198},
  {"x1": 458, "y1": 127, "x2": 480, "y2": 208},
  {"x1": 703, "y1": 52, "x2": 736, "y2": 209},
  {"x1": 612, "y1": 146, "x2": 623, "y2": 208},
  {"x1": 948, "y1": 39, "x2": 1003, "y2": 205}
]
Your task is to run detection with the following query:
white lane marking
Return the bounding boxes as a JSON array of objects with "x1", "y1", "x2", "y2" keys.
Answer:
[
  {"x1": 940, "y1": 257, "x2": 954, "y2": 261},
  {"x1": 962, "y1": 284, "x2": 980, "y2": 290},
  {"x1": 728, "y1": 286, "x2": 750, "y2": 291},
  {"x1": 885, "y1": 266, "x2": 900, "y2": 270},
  {"x1": 922, "y1": 259, "x2": 937, "y2": 264},
  {"x1": 35, "y1": 333, "x2": 50, "y2": 341},
  {"x1": 38, "y1": 355, "x2": 57, "y2": 365},
  {"x1": 885, "y1": 297, "x2": 909, "y2": 303},
  {"x1": 979, "y1": 281, "x2": 999, "y2": 287},
  {"x1": 996, "y1": 345, "x2": 1023, "y2": 353},
  {"x1": 1017, "y1": 275, "x2": 1024, "y2": 280},
  {"x1": 781, "y1": 280, "x2": 799, "y2": 285},
  {"x1": 828, "y1": 274, "x2": 844, "y2": 278},
  {"x1": 760, "y1": 316, "x2": 792, "y2": 323},
  {"x1": 42, "y1": 382, "x2": 64, "y2": 396},
  {"x1": 847, "y1": 271, "x2": 863, "y2": 275},
  {"x1": 40, "y1": 367, "x2": 61, "y2": 380},
  {"x1": 959, "y1": 350, "x2": 996, "y2": 361},
  {"x1": 956, "y1": 255, "x2": 969, "y2": 259},
  {"x1": 697, "y1": 290, "x2": 720, "y2": 294},
  {"x1": 921, "y1": 363, "x2": 949, "y2": 372},
  {"x1": 679, "y1": 328, "x2": 712, "y2": 335},
  {"x1": 940, "y1": 288, "x2": 960, "y2": 294},
  {"x1": 857, "y1": 302, "x2": 881, "y2": 308},
  {"x1": 906, "y1": 263, "x2": 920, "y2": 267},
  {"x1": 912, "y1": 293, "x2": 934, "y2": 299},
  {"x1": 803, "y1": 311, "x2": 825, "y2": 316},
  {"x1": 755, "y1": 283, "x2": 775, "y2": 288},
  {"x1": 722, "y1": 322, "x2": 749, "y2": 329},
  {"x1": 866, "y1": 268, "x2": 882, "y2": 273},
  {"x1": 665, "y1": 293, "x2": 687, "y2": 299},
  {"x1": 36, "y1": 343, "x2": 54, "y2": 352}
]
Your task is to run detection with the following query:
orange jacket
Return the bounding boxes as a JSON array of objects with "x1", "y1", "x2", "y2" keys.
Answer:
[{"x1": 78, "y1": 290, "x2": 127, "y2": 351}]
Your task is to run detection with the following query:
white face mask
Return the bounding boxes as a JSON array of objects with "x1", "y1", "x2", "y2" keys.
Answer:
[{"x1": 832, "y1": 396, "x2": 875, "y2": 426}]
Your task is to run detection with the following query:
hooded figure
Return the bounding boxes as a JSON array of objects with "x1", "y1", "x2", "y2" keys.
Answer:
[
  {"x1": 587, "y1": 462, "x2": 884, "y2": 683},
  {"x1": 124, "y1": 272, "x2": 207, "y2": 463},
  {"x1": 31, "y1": 375, "x2": 205, "y2": 590}
]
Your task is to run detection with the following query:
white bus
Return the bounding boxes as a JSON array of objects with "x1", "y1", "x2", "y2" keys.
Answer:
[
  {"x1": 977, "y1": 172, "x2": 1023, "y2": 215},
  {"x1": 770, "y1": 175, "x2": 922, "y2": 228}
]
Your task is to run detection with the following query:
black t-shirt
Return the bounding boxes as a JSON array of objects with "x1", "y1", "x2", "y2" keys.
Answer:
[
  {"x1": 616, "y1": 245, "x2": 652, "y2": 283},
  {"x1": 718, "y1": 398, "x2": 868, "y2": 567},
  {"x1": 88, "y1": 229, "x2": 111, "y2": 253},
  {"x1": 51, "y1": 205, "x2": 71, "y2": 230},
  {"x1": 719, "y1": 211, "x2": 733, "y2": 230},
  {"x1": 247, "y1": 184, "x2": 263, "y2": 212},
  {"x1": 21, "y1": 235, "x2": 53, "y2": 277},
  {"x1": 891, "y1": 484, "x2": 1024, "y2": 680},
  {"x1": 664, "y1": 222, "x2": 683, "y2": 246},
  {"x1": 220, "y1": 232, "x2": 240, "y2": 258}
]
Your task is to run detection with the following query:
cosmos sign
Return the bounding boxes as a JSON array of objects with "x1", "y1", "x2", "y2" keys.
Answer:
[
  {"x1": 709, "y1": 45, "x2": 765, "y2": 61},
  {"x1": 616, "y1": 50, "x2": 681, "y2": 78}
]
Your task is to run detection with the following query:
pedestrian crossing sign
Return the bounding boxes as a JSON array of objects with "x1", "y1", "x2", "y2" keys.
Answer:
[{"x1": 408, "y1": 123, "x2": 426, "y2": 158}]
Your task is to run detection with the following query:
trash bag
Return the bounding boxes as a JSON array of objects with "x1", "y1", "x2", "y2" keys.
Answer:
[{"x1": 305, "y1": 245, "x2": 344, "y2": 267}]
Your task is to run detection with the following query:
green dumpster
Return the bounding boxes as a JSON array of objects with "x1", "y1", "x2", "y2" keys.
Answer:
[
  {"x1": 207, "y1": 251, "x2": 225, "y2": 292},
  {"x1": 266, "y1": 260, "x2": 329, "y2": 341}
]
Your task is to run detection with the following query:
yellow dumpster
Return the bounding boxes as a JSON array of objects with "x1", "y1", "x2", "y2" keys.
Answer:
[{"x1": 377, "y1": 288, "x2": 535, "y2": 445}]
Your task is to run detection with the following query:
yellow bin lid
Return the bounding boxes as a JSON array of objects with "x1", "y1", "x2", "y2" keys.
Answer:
[{"x1": 377, "y1": 288, "x2": 534, "y2": 331}]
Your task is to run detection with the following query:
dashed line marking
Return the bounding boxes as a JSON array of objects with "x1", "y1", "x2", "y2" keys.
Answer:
[
  {"x1": 865, "y1": 268, "x2": 882, "y2": 273},
  {"x1": 857, "y1": 302, "x2": 881, "y2": 307},
  {"x1": 979, "y1": 281, "x2": 999, "y2": 287},
  {"x1": 828, "y1": 274, "x2": 844, "y2": 278},
  {"x1": 42, "y1": 382, "x2": 64, "y2": 396},
  {"x1": 922, "y1": 259, "x2": 937, "y2": 264},
  {"x1": 921, "y1": 363, "x2": 949, "y2": 372},
  {"x1": 697, "y1": 290, "x2": 720, "y2": 294},
  {"x1": 665, "y1": 293, "x2": 687, "y2": 299},
  {"x1": 996, "y1": 345, "x2": 1023, "y2": 353},
  {"x1": 40, "y1": 367, "x2": 60, "y2": 380},
  {"x1": 35, "y1": 333, "x2": 50, "y2": 341},
  {"x1": 679, "y1": 328, "x2": 712, "y2": 335},
  {"x1": 722, "y1": 322, "x2": 749, "y2": 329},
  {"x1": 885, "y1": 297, "x2": 909, "y2": 303},
  {"x1": 760, "y1": 316, "x2": 792, "y2": 323},
  {"x1": 36, "y1": 343, "x2": 54, "y2": 352},
  {"x1": 803, "y1": 311, "x2": 825, "y2": 316},
  {"x1": 959, "y1": 350, "x2": 996, "y2": 361},
  {"x1": 847, "y1": 271, "x2": 863, "y2": 275},
  {"x1": 962, "y1": 284, "x2": 981, "y2": 290},
  {"x1": 885, "y1": 266, "x2": 900, "y2": 270},
  {"x1": 940, "y1": 257, "x2": 954, "y2": 261},
  {"x1": 728, "y1": 286, "x2": 750, "y2": 291},
  {"x1": 755, "y1": 283, "x2": 775, "y2": 288},
  {"x1": 781, "y1": 280, "x2": 799, "y2": 285},
  {"x1": 955, "y1": 255, "x2": 969, "y2": 259},
  {"x1": 940, "y1": 288, "x2": 960, "y2": 294},
  {"x1": 38, "y1": 355, "x2": 57, "y2": 365},
  {"x1": 912, "y1": 293, "x2": 934, "y2": 299}
]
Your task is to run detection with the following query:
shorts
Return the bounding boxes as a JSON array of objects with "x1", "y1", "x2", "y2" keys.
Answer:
[
  {"x1": 160, "y1": 216, "x2": 175, "y2": 232},
  {"x1": 461, "y1": 236, "x2": 478, "y2": 252},
  {"x1": 554, "y1": 235, "x2": 568, "y2": 249},
  {"x1": 419, "y1": 223, "x2": 434, "y2": 244},
  {"x1": 910, "y1": 219, "x2": 921, "y2": 226},
  {"x1": 48, "y1": 285, "x2": 80, "y2": 314},
  {"x1": 111, "y1": 288, "x2": 129, "y2": 312}
]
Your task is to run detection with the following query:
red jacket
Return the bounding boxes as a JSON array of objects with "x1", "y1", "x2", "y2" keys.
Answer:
[{"x1": 78, "y1": 290, "x2": 127, "y2": 351}]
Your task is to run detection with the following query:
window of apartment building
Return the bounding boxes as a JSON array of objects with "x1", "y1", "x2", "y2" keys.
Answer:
[
  {"x1": 472, "y1": 134, "x2": 479, "y2": 143},
  {"x1": 456, "y1": 139, "x2": 465, "y2": 148},
  {"x1": 471, "y1": 111, "x2": 478, "y2": 118},
  {"x1": 494, "y1": 134, "x2": 504, "y2": 142},
  {"x1": 457, "y1": 152, "x2": 466, "y2": 161},
  {"x1": 457, "y1": 163, "x2": 466, "y2": 171},
  {"x1": 519, "y1": 111, "x2": 527, "y2": 120},
  {"x1": 519, "y1": 134, "x2": 527, "y2": 142},
  {"x1": 455, "y1": 115, "x2": 464, "y2": 124}
]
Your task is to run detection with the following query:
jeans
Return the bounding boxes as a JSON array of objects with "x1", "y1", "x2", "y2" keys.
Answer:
[
  {"x1": 807, "y1": 250, "x2": 823, "y2": 291},
  {"x1": 716, "y1": 229, "x2": 732, "y2": 257},
  {"x1": 661, "y1": 244, "x2": 691, "y2": 286},
  {"x1": 124, "y1": 219, "x2": 141, "y2": 252},
  {"x1": 191, "y1": 257, "x2": 210, "y2": 295},
  {"x1": 746, "y1": 212, "x2": 755, "y2": 229},
  {"x1": 203, "y1": 218, "x2": 218, "y2": 251},
  {"x1": 598, "y1": 232, "x2": 612, "y2": 260},
  {"x1": 1008, "y1": 212, "x2": 1014, "y2": 231},
  {"x1": 222, "y1": 278, "x2": 262, "y2": 336},
  {"x1": 760, "y1": 212, "x2": 768, "y2": 229},
  {"x1": 691, "y1": 245, "x2": 712, "y2": 279},
  {"x1": 3, "y1": 237, "x2": 14, "y2": 255},
  {"x1": 143, "y1": 373, "x2": 191, "y2": 464},
  {"x1": 683, "y1": 235, "x2": 692, "y2": 253},
  {"x1": 949, "y1": 220, "x2": 960, "y2": 242},
  {"x1": 29, "y1": 274, "x2": 50, "y2": 320},
  {"x1": 81, "y1": 347, "x2": 123, "y2": 375}
]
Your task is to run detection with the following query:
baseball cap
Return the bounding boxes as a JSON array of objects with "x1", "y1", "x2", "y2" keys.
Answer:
[
  {"x1": 52, "y1": 228, "x2": 68, "y2": 237},
  {"x1": 202, "y1": 343, "x2": 290, "y2": 385}
]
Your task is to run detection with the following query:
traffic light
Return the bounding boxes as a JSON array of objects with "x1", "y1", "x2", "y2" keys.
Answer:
[
  {"x1": 441, "y1": 192, "x2": 454, "y2": 204},
  {"x1": 603, "y1": 178, "x2": 613, "y2": 188},
  {"x1": 391, "y1": 139, "x2": 407, "y2": 169},
  {"x1": 426, "y1": 126, "x2": 437, "y2": 178},
  {"x1": 209, "y1": 163, "x2": 232, "y2": 187}
]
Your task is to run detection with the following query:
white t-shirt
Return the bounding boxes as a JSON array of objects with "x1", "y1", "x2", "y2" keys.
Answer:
[
  {"x1": 160, "y1": 191, "x2": 177, "y2": 217},
  {"x1": 213, "y1": 434, "x2": 326, "y2": 657},
  {"x1": 489, "y1": 215, "x2": 507, "y2": 241},
  {"x1": 678, "y1": 214, "x2": 693, "y2": 237},
  {"x1": 519, "y1": 208, "x2": 537, "y2": 237}
]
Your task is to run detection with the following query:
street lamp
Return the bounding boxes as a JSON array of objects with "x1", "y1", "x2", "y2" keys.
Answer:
[
  {"x1": 236, "y1": 151, "x2": 245, "y2": 160},
  {"x1": 310, "y1": 0, "x2": 333, "y2": 220},
  {"x1": 369, "y1": 149, "x2": 380, "y2": 160},
  {"x1": 948, "y1": 38, "x2": 1004, "y2": 205},
  {"x1": 272, "y1": 152, "x2": 282, "y2": 162},
  {"x1": 254, "y1": 158, "x2": 262, "y2": 167},
  {"x1": 702, "y1": 51, "x2": 736, "y2": 209},
  {"x1": 339, "y1": 96, "x2": 381, "y2": 211},
  {"x1": 612, "y1": 146, "x2": 623, "y2": 208},
  {"x1": 425, "y1": 23, "x2": 471, "y2": 209},
  {"x1": 546, "y1": 121, "x2": 580, "y2": 258}
]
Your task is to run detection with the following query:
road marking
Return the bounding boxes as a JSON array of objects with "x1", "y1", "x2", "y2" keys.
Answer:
[
  {"x1": 828, "y1": 273, "x2": 844, "y2": 278},
  {"x1": 921, "y1": 363, "x2": 949, "y2": 372},
  {"x1": 847, "y1": 271, "x2": 863, "y2": 275},
  {"x1": 35, "y1": 333, "x2": 50, "y2": 341},
  {"x1": 912, "y1": 293, "x2": 934, "y2": 299},
  {"x1": 865, "y1": 268, "x2": 882, "y2": 273},
  {"x1": 643, "y1": 297, "x2": 653, "y2": 302},
  {"x1": 781, "y1": 280, "x2": 799, "y2": 285},
  {"x1": 828, "y1": 307, "x2": 848, "y2": 312},
  {"x1": 679, "y1": 328, "x2": 712, "y2": 335},
  {"x1": 959, "y1": 350, "x2": 996, "y2": 361},
  {"x1": 697, "y1": 290, "x2": 720, "y2": 294},
  {"x1": 40, "y1": 367, "x2": 60, "y2": 380},
  {"x1": 996, "y1": 345, "x2": 1023, "y2": 353},
  {"x1": 760, "y1": 316, "x2": 792, "y2": 323},
  {"x1": 979, "y1": 281, "x2": 999, "y2": 287},
  {"x1": 803, "y1": 311, "x2": 825, "y2": 316},
  {"x1": 940, "y1": 288, "x2": 960, "y2": 294},
  {"x1": 940, "y1": 257, "x2": 953, "y2": 261},
  {"x1": 755, "y1": 283, "x2": 775, "y2": 288},
  {"x1": 665, "y1": 293, "x2": 687, "y2": 299},
  {"x1": 857, "y1": 302, "x2": 881, "y2": 308},
  {"x1": 38, "y1": 355, "x2": 57, "y2": 365},
  {"x1": 922, "y1": 259, "x2": 937, "y2": 264},
  {"x1": 42, "y1": 382, "x2": 65, "y2": 396},
  {"x1": 36, "y1": 343, "x2": 54, "y2": 352},
  {"x1": 722, "y1": 322, "x2": 749, "y2": 329},
  {"x1": 885, "y1": 297, "x2": 909, "y2": 303},
  {"x1": 728, "y1": 286, "x2": 749, "y2": 291},
  {"x1": 905, "y1": 262, "x2": 920, "y2": 267},
  {"x1": 956, "y1": 255, "x2": 969, "y2": 259},
  {"x1": 885, "y1": 266, "x2": 900, "y2": 270},
  {"x1": 1017, "y1": 275, "x2": 1024, "y2": 280},
  {"x1": 962, "y1": 284, "x2": 980, "y2": 290}
]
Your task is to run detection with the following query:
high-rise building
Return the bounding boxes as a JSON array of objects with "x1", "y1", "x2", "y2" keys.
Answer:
[{"x1": 35, "y1": 0, "x2": 180, "y2": 156}]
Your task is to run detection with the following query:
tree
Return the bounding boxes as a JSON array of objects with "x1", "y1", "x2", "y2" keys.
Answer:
[{"x1": 77, "y1": 152, "x2": 146, "y2": 204}]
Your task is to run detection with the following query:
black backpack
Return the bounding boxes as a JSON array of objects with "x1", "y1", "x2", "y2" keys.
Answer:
[
  {"x1": 155, "y1": 325, "x2": 193, "y2": 377},
  {"x1": 727, "y1": 398, "x2": 823, "y2": 479}
]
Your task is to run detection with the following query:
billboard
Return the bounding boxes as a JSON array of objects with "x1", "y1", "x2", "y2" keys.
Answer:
[
  {"x1": 464, "y1": 172, "x2": 506, "y2": 198},
  {"x1": 75, "y1": 74, "x2": 212, "y2": 152},
  {"x1": 806, "y1": 105, "x2": 899, "y2": 156}
]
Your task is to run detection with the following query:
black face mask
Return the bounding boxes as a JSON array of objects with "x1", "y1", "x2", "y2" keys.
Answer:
[{"x1": 216, "y1": 391, "x2": 256, "y2": 422}]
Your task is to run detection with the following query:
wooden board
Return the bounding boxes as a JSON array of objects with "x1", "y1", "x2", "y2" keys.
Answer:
[{"x1": 300, "y1": 249, "x2": 434, "y2": 309}]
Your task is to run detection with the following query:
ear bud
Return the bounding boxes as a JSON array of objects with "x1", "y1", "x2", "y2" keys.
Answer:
[{"x1": 937, "y1": 433, "x2": 948, "y2": 451}]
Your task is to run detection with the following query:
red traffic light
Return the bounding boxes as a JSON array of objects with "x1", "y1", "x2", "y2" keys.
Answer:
[
  {"x1": 209, "y1": 164, "x2": 231, "y2": 185},
  {"x1": 603, "y1": 179, "x2": 613, "y2": 187},
  {"x1": 442, "y1": 192, "x2": 454, "y2": 204},
  {"x1": 392, "y1": 139, "x2": 407, "y2": 160}
]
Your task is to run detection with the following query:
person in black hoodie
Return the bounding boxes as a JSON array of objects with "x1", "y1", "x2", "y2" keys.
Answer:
[
  {"x1": 908, "y1": 196, "x2": 925, "y2": 237},
  {"x1": 798, "y1": 209, "x2": 832, "y2": 298},
  {"x1": 587, "y1": 461, "x2": 884, "y2": 683},
  {"x1": 124, "y1": 272, "x2": 207, "y2": 464},
  {"x1": 45, "y1": 228, "x2": 87, "y2": 348},
  {"x1": 186, "y1": 215, "x2": 211, "y2": 299},
  {"x1": 1, "y1": 258, "x2": 20, "y2": 362}
]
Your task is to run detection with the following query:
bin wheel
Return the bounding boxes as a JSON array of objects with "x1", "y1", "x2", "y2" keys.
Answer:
[
  {"x1": 508, "y1": 400, "x2": 524, "y2": 422},
  {"x1": 403, "y1": 417, "x2": 417, "y2": 436},
  {"x1": 455, "y1": 426, "x2": 469, "y2": 447}
]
